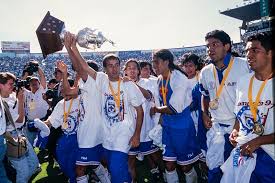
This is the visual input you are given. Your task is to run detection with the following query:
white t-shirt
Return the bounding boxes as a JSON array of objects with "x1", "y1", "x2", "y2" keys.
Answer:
[
  {"x1": 48, "y1": 95, "x2": 84, "y2": 136},
  {"x1": 235, "y1": 73, "x2": 274, "y2": 160},
  {"x1": 96, "y1": 72, "x2": 145, "y2": 153},
  {"x1": 77, "y1": 75, "x2": 104, "y2": 148},
  {"x1": 199, "y1": 57, "x2": 251, "y2": 124},
  {"x1": 24, "y1": 86, "x2": 49, "y2": 120},
  {"x1": 0, "y1": 97, "x2": 6, "y2": 135},
  {"x1": 138, "y1": 78, "x2": 158, "y2": 142},
  {"x1": 2, "y1": 92, "x2": 25, "y2": 131}
]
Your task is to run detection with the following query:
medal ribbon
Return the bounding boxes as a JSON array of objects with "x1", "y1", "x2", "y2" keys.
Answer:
[
  {"x1": 63, "y1": 99, "x2": 74, "y2": 126},
  {"x1": 109, "y1": 79, "x2": 121, "y2": 111},
  {"x1": 248, "y1": 75, "x2": 269, "y2": 122},
  {"x1": 161, "y1": 72, "x2": 171, "y2": 106},
  {"x1": 212, "y1": 56, "x2": 234, "y2": 99}
]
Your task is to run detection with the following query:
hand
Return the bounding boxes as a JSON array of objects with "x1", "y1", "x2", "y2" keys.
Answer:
[
  {"x1": 240, "y1": 138, "x2": 260, "y2": 158},
  {"x1": 64, "y1": 32, "x2": 77, "y2": 49},
  {"x1": 17, "y1": 89, "x2": 24, "y2": 102},
  {"x1": 129, "y1": 133, "x2": 140, "y2": 148},
  {"x1": 229, "y1": 129, "x2": 239, "y2": 147},
  {"x1": 56, "y1": 60, "x2": 68, "y2": 74},
  {"x1": 150, "y1": 106, "x2": 157, "y2": 117},
  {"x1": 202, "y1": 112, "x2": 212, "y2": 129}
]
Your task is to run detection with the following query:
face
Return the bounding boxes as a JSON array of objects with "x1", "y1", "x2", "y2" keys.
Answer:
[
  {"x1": 182, "y1": 61, "x2": 197, "y2": 79},
  {"x1": 0, "y1": 79, "x2": 14, "y2": 96},
  {"x1": 47, "y1": 82, "x2": 56, "y2": 90},
  {"x1": 245, "y1": 40, "x2": 270, "y2": 72},
  {"x1": 125, "y1": 62, "x2": 139, "y2": 81},
  {"x1": 140, "y1": 65, "x2": 151, "y2": 79},
  {"x1": 105, "y1": 59, "x2": 120, "y2": 81},
  {"x1": 30, "y1": 79, "x2": 40, "y2": 91},
  {"x1": 152, "y1": 57, "x2": 169, "y2": 76},
  {"x1": 206, "y1": 37, "x2": 229, "y2": 63}
]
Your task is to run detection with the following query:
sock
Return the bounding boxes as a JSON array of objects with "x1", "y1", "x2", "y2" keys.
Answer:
[
  {"x1": 76, "y1": 175, "x2": 88, "y2": 183},
  {"x1": 163, "y1": 172, "x2": 167, "y2": 182},
  {"x1": 93, "y1": 164, "x2": 111, "y2": 183},
  {"x1": 184, "y1": 167, "x2": 197, "y2": 183},
  {"x1": 165, "y1": 169, "x2": 179, "y2": 183}
]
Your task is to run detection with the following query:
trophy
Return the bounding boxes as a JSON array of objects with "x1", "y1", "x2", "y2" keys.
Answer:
[{"x1": 36, "y1": 11, "x2": 115, "y2": 58}]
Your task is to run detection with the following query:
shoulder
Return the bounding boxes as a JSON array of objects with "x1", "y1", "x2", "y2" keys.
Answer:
[
  {"x1": 171, "y1": 70, "x2": 188, "y2": 83},
  {"x1": 200, "y1": 63, "x2": 213, "y2": 75}
]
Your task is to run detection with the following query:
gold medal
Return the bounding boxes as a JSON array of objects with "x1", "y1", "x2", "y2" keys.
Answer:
[
  {"x1": 62, "y1": 120, "x2": 68, "y2": 129},
  {"x1": 209, "y1": 98, "x2": 219, "y2": 110},
  {"x1": 253, "y1": 122, "x2": 264, "y2": 136}
]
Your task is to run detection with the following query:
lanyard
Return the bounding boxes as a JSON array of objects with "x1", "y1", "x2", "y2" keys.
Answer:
[
  {"x1": 248, "y1": 75, "x2": 269, "y2": 122},
  {"x1": 109, "y1": 79, "x2": 121, "y2": 111},
  {"x1": 63, "y1": 99, "x2": 74, "y2": 127},
  {"x1": 212, "y1": 56, "x2": 234, "y2": 99},
  {"x1": 161, "y1": 72, "x2": 171, "y2": 106}
]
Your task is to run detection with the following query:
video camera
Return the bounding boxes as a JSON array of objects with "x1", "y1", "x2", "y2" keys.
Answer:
[
  {"x1": 23, "y1": 60, "x2": 39, "y2": 76},
  {"x1": 15, "y1": 78, "x2": 30, "y2": 89}
]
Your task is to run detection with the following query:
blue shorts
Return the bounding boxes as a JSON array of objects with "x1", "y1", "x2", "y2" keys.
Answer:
[
  {"x1": 76, "y1": 144, "x2": 103, "y2": 166},
  {"x1": 250, "y1": 148, "x2": 275, "y2": 183},
  {"x1": 56, "y1": 134, "x2": 78, "y2": 183},
  {"x1": 128, "y1": 141, "x2": 159, "y2": 156},
  {"x1": 162, "y1": 126, "x2": 201, "y2": 165},
  {"x1": 34, "y1": 132, "x2": 48, "y2": 150},
  {"x1": 103, "y1": 148, "x2": 131, "y2": 183}
]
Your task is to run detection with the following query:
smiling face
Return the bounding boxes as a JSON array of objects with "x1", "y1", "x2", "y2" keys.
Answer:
[
  {"x1": 182, "y1": 61, "x2": 197, "y2": 79},
  {"x1": 245, "y1": 40, "x2": 270, "y2": 72},
  {"x1": 206, "y1": 37, "x2": 229, "y2": 63}
]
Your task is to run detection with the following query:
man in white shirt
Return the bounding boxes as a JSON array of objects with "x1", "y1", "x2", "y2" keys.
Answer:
[
  {"x1": 23, "y1": 65, "x2": 48, "y2": 145},
  {"x1": 227, "y1": 32, "x2": 274, "y2": 183},
  {"x1": 199, "y1": 30, "x2": 250, "y2": 182},
  {"x1": 64, "y1": 32, "x2": 144, "y2": 183}
]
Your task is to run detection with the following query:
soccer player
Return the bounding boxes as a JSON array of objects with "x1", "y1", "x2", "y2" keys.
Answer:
[
  {"x1": 199, "y1": 30, "x2": 250, "y2": 183},
  {"x1": 123, "y1": 59, "x2": 162, "y2": 182},
  {"x1": 151, "y1": 49, "x2": 201, "y2": 183},
  {"x1": 227, "y1": 32, "x2": 274, "y2": 183},
  {"x1": 64, "y1": 32, "x2": 144, "y2": 183}
]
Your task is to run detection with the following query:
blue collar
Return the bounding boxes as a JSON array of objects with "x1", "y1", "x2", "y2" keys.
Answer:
[{"x1": 212, "y1": 53, "x2": 232, "y2": 83}]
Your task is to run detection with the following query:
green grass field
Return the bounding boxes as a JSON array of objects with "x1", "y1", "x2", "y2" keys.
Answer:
[{"x1": 30, "y1": 149, "x2": 206, "y2": 183}]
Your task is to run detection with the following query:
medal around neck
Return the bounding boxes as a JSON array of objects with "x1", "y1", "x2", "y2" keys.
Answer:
[
  {"x1": 253, "y1": 122, "x2": 264, "y2": 136},
  {"x1": 209, "y1": 98, "x2": 219, "y2": 110},
  {"x1": 36, "y1": 11, "x2": 115, "y2": 58}
]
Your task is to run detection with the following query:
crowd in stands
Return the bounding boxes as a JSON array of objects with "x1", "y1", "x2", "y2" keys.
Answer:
[{"x1": 0, "y1": 43, "x2": 245, "y2": 81}]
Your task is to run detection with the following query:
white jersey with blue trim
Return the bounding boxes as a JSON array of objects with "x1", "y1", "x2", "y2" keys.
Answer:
[
  {"x1": 49, "y1": 95, "x2": 84, "y2": 136},
  {"x1": 77, "y1": 75, "x2": 104, "y2": 148},
  {"x1": 159, "y1": 69, "x2": 192, "y2": 113},
  {"x1": 96, "y1": 72, "x2": 145, "y2": 153},
  {"x1": 199, "y1": 57, "x2": 250, "y2": 124},
  {"x1": 235, "y1": 73, "x2": 274, "y2": 160}
]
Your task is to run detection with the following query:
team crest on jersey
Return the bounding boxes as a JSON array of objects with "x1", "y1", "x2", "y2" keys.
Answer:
[
  {"x1": 104, "y1": 93, "x2": 124, "y2": 126},
  {"x1": 64, "y1": 115, "x2": 78, "y2": 135},
  {"x1": 236, "y1": 105, "x2": 262, "y2": 135}
]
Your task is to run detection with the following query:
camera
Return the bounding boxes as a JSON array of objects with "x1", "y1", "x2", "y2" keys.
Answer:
[
  {"x1": 23, "y1": 61, "x2": 39, "y2": 76},
  {"x1": 15, "y1": 78, "x2": 30, "y2": 89},
  {"x1": 45, "y1": 89, "x2": 58, "y2": 99}
]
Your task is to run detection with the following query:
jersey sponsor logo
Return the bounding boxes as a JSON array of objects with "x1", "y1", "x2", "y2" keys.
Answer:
[
  {"x1": 238, "y1": 100, "x2": 272, "y2": 107},
  {"x1": 227, "y1": 81, "x2": 236, "y2": 86}
]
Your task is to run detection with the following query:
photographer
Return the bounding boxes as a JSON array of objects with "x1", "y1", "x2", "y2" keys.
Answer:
[
  {"x1": 0, "y1": 72, "x2": 39, "y2": 183},
  {"x1": 22, "y1": 61, "x2": 49, "y2": 146}
]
